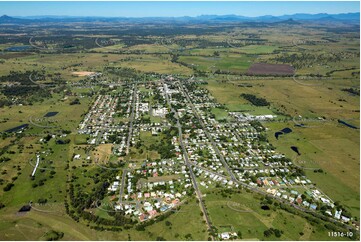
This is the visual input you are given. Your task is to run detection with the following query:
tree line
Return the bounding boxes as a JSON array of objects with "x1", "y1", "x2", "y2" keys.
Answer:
[{"x1": 241, "y1": 93, "x2": 270, "y2": 106}]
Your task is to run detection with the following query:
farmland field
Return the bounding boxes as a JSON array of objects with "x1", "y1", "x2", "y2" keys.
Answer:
[{"x1": 247, "y1": 63, "x2": 295, "y2": 75}]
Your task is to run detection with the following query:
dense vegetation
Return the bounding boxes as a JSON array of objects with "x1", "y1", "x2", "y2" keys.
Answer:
[
  {"x1": 270, "y1": 52, "x2": 348, "y2": 69},
  {"x1": 342, "y1": 88, "x2": 360, "y2": 96},
  {"x1": 240, "y1": 93, "x2": 270, "y2": 106},
  {"x1": 0, "y1": 70, "x2": 45, "y2": 85},
  {"x1": 67, "y1": 167, "x2": 133, "y2": 228}
]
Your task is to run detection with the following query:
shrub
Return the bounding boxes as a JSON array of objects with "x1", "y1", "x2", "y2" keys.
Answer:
[{"x1": 3, "y1": 183, "x2": 14, "y2": 192}]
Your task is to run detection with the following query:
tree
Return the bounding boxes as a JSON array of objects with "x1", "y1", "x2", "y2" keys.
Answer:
[
  {"x1": 185, "y1": 234, "x2": 193, "y2": 240},
  {"x1": 37, "y1": 198, "x2": 48, "y2": 204},
  {"x1": 274, "y1": 229, "x2": 283, "y2": 238},
  {"x1": 70, "y1": 98, "x2": 81, "y2": 105},
  {"x1": 3, "y1": 183, "x2": 14, "y2": 192},
  {"x1": 43, "y1": 230, "x2": 64, "y2": 241},
  {"x1": 237, "y1": 231, "x2": 243, "y2": 239},
  {"x1": 264, "y1": 229, "x2": 272, "y2": 237}
]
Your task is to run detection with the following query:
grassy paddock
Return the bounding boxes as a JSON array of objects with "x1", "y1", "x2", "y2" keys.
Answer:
[{"x1": 204, "y1": 188, "x2": 350, "y2": 241}]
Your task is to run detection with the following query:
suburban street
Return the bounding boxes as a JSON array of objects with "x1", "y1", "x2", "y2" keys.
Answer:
[
  {"x1": 162, "y1": 80, "x2": 215, "y2": 240},
  {"x1": 177, "y1": 81, "x2": 238, "y2": 182},
  {"x1": 126, "y1": 84, "x2": 137, "y2": 155},
  {"x1": 118, "y1": 169, "x2": 128, "y2": 205}
]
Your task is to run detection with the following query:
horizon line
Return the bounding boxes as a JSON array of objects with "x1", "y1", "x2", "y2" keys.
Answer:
[{"x1": 4, "y1": 11, "x2": 360, "y2": 19}]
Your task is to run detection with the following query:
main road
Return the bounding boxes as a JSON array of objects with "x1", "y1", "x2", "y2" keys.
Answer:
[
  {"x1": 118, "y1": 169, "x2": 128, "y2": 206},
  {"x1": 162, "y1": 81, "x2": 215, "y2": 240},
  {"x1": 177, "y1": 80, "x2": 238, "y2": 183},
  {"x1": 126, "y1": 84, "x2": 137, "y2": 155}
]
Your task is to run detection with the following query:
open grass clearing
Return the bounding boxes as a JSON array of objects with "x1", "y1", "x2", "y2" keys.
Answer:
[
  {"x1": 204, "y1": 189, "x2": 350, "y2": 241},
  {"x1": 265, "y1": 121, "x2": 359, "y2": 217}
]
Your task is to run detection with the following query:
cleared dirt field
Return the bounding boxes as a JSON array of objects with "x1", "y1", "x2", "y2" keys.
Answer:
[
  {"x1": 72, "y1": 71, "x2": 96, "y2": 77},
  {"x1": 92, "y1": 144, "x2": 113, "y2": 163},
  {"x1": 248, "y1": 63, "x2": 295, "y2": 75}
]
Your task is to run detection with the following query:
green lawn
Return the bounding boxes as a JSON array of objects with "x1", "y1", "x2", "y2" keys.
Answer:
[
  {"x1": 265, "y1": 121, "x2": 360, "y2": 218},
  {"x1": 210, "y1": 107, "x2": 229, "y2": 120}
]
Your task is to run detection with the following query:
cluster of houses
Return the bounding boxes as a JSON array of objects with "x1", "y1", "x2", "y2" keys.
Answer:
[
  {"x1": 219, "y1": 232, "x2": 238, "y2": 240},
  {"x1": 77, "y1": 86, "x2": 139, "y2": 155},
  {"x1": 87, "y1": 72, "x2": 102, "y2": 80},
  {"x1": 105, "y1": 160, "x2": 191, "y2": 221},
  {"x1": 78, "y1": 94, "x2": 124, "y2": 144},
  {"x1": 76, "y1": 77, "x2": 352, "y2": 227},
  {"x1": 152, "y1": 107, "x2": 168, "y2": 117},
  {"x1": 160, "y1": 78, "x2": 352, "y2": 225},
  {"x1": 230, "y1": 112, "x2": 277, "y2": 122}
]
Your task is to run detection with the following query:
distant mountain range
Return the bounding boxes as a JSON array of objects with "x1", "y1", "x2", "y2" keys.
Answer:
[{"x1": 0, "y1": 12, "x2": 359, "y2": 24}]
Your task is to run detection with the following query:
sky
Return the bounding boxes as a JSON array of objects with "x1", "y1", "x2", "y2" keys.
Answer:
[{"x1": 0, "y1": 1, "x2": 359, "y2": 18}]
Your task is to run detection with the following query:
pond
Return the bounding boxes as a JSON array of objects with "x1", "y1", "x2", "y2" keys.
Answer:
[
  {"x1": 261, "y1": 205, "x2": 270, "y2": 210},
  {"x1": 44, "y1": 111, "x2": 59, "y2": 117},
  {"x1": 18, "y1": 205, "x2": 31, "y2": 212},
  {"x1": 338, "y1": 119, "x2": 358, "y2": 129},
  {"x1": 290, "y1": 146, "x2": 301, "y2": 155},
  {"x1": 5, "y1": 124, "x2": 29, "y2": 133},
  {"x1": 281, "y1": 127, "x2": 292, "y2": 133},
  {"x1": 275, "y1": 131, "x2": 283, "y2": 139},
  {"x1": 275, "y1": 127, "x2": 292, "y2": 139}
]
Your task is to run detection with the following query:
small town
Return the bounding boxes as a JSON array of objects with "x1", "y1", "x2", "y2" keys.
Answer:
[
  {"x1": 0, "y1": 2, "x2": 359, "y2": 240},
  {"x1": 72, "y1": 75, "x2": 353, "y2": 233}
]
